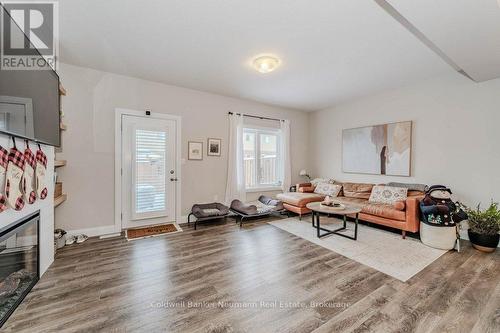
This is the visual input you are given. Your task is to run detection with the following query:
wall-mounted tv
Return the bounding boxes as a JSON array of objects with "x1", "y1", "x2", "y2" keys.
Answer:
[{"x1": 0, "y1": 5, "x2": 60, "y2": 147}]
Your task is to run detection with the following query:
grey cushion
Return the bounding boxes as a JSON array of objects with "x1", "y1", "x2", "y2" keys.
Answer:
[
  {"x1": 231, "y1": 196, "x2": 284, "y2": 215},
  {"x1": 258, "y1": 195, "x2": 284, "y2": 211},
  {"x1": 191, "y1": 203, "x2": 229, "y2": 218},
  {"x1": 230, "y1": 200, "x2": 258, "y2": 215},
  {"x1": 387, "y1": 182, "x2": 429, "y2": 193}
]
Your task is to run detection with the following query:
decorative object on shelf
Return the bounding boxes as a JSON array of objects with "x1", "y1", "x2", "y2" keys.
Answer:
[
  {"x1": 5, "y1": 139, "x2": 26, "y2": 211},
  {"x1": 188, "y1": 141, "x2": 203, "y2": 160},
  {"x1": 22, "y1": 140, "x2": 36, "y2": 204},
  {"x1": 0, "y1": 145, "x2": 8, "y2": 212},
  {"x1": 343, "y1": 121, "x2": 412, "y2": 176},
  {"x1": 207, "y1": 138, "x2": 221, "y2": 156},
  {"x1": 461, "y1": 201, "x2": 500, "y2": 253},
  {"x1": 419, "y1": 185, "x2": 468, "y2": 250},
  {"x1": 54, "y1": 160, "x2": 66, "y2": 167},
  {"x1": 35, "y1": 145, "x2": 48, "y2": 199},
  {"x1": 54, "y1": 194, "x2": 67, "y2": 207},
  {"x1": 54, "y1": 182, "x2": 63, "y2": 198},
  {"x1": 299, "y1": 169, "x2": 311, "y2": 181}
]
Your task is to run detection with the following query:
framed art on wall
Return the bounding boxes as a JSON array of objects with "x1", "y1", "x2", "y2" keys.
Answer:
[
  {"x1": 188, "y1": 141, "x2": 203, "y2": 160},
  {"x1": 207, "y1": 138, "x2": 221, "y2": 156},
  {"x1": 342, "y1": 121, "x2": 412, "y2": 176}
]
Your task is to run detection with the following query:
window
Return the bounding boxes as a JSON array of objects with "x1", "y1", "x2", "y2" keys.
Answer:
[
  {"x1": 243, "y1": 127, "x2": 283, "y2": 190},
  {"x1": 134, "y1": 129, "x2": 167, "y2": 216}
]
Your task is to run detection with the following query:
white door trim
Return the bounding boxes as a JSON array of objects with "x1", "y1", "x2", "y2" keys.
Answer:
[{"x1": 114, "y1": 108, "x2": 182, "y2": 232}]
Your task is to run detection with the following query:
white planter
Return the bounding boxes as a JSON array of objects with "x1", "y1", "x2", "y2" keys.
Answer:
[{"x1": 420, "y1": 222, "x2": 457, "y2": 250}]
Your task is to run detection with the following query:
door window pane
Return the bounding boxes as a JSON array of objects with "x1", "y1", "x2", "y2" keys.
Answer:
[{"x1": 135, "y1": 129, "x2": 166, "y2": 214}]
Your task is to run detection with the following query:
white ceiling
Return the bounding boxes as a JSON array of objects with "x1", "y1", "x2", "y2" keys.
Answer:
[
  {"x1": 385, "y1": 0, "x2": 500, "y2": 82},
  {"x1": 58, "y1": 0, "x2": 499, "y2": 111}
]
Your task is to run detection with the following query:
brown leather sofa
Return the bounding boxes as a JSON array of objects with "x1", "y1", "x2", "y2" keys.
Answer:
[{"x1": 277, "y1": 182, "x2": 424, "y2": 238}]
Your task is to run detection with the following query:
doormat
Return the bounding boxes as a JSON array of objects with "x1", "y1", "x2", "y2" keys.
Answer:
[{"x1": 126, "y1": 223, "x2": 182, "y2": 240}]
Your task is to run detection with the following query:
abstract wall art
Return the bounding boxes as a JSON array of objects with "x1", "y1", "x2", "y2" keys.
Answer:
[{"x1": 342, "y1": 121, "x2": 412, "y2": 176}]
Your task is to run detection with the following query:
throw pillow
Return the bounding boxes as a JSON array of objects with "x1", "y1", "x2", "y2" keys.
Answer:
[
  {"x1": 369, "y1": 185, "x2": 408, "y2": 205},
  {"x1": 310, "y1": 178, "x2": 335, "y2": 187},
  {"x1": 298, "y1": 186, "x2": 315, "y2": 193},
  {"x1": 314, "y1": 183, "x2": 342, "y2": 197}
]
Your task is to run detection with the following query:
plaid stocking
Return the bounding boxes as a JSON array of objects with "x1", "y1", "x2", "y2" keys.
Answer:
[
  {"x1": 0, "y1": 146, "x2": 8, "y2": 212},
  {"x1": 35, "y1": 147, "x2": 48, "y2": 200},
  {"x1": 5, "y1": 147, "x2": 25, "y2": 211},
  {"x1": 23, "y1": 145, "x2": 37, "y2": 204}
]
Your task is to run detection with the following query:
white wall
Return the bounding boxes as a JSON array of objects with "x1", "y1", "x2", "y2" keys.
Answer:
[
  {"x1": 56, "y1": 63, "x2": 310, "y2": 235},
  {"x1": 0, "y1": 135, "x2": 54, "y2": 276},
  {"x1": 309, "y1": 72, "x2": 500, "y2": 207}
]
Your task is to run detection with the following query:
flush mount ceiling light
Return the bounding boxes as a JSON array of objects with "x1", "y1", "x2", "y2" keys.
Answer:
[{"x1": 253, "y1": 55, "x2": 280, "y2": 73}]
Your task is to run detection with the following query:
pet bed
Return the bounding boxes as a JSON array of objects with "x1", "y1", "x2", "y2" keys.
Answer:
[
  {"x1": 188, "y1": 202, "x2": 230, "y2": 230},
  {"x1": 230, "y1": 195, "x2": 285, "y2": 227}
]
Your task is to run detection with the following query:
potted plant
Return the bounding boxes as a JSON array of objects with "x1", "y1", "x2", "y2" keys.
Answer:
[{"x1": 462, "y1": 202, "x2": 500, "y2": 252}]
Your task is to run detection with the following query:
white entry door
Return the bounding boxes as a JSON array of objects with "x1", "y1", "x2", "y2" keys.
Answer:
[{"x1": 121, "y1": 114, "x2": 178, "y2": 229}]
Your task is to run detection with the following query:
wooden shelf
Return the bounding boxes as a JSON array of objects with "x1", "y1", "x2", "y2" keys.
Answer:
[
  {"x1": 54, "y1": 194, "x2": 67, "y2": 208},
  {"x1": 60, "y1": 123, "x2": 67, "y2": 131},
  {"x1": 54, "y1": 160, "x2": 66, "y2": 168},
  {"x1": 59, "y1": 84, "x2": 67, "y2": 96}
]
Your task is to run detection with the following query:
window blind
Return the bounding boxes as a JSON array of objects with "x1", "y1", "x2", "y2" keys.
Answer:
[{"x1": 134, "y1": 129, "x2": 167, "y2": 214}]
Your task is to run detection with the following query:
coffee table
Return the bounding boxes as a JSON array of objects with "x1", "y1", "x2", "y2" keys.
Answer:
[{"x1": 306, "y1": 202, "x2": 362, "y2": 240}]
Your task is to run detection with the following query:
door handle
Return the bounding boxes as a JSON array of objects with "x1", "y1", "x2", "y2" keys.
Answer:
[{"x1": 170, "y1": 178, "x2": 179, "y2": 182}]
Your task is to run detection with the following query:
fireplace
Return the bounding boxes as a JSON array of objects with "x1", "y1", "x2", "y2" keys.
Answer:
[{"x1": 0, "y1": 211, "x2": 39, "y2": 327}]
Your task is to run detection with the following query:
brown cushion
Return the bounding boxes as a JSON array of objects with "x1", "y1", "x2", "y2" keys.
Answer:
[
  {"x1": 333, "y1": 197, "x2": 405, "y2": 221},
  {"x1": 342, "y1": 182, "x2": 374, "y2": 199},
  {"x1": 298, "y1": 186, "x2": 315, "y2": 193},
  {"x1": 361, "y1": 203, "x2": 406, "y2": 221},
  {"x1": 393, "y1": 201, "x2": 406, "y2": 211},
  {"x1": 277, "y1": 192, "x2": 324, "y2": 207}
]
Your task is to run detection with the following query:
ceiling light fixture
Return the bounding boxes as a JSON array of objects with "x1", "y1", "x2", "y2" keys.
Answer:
[{"x1": 253, "y1": 55, "x2": 280, "y2": 74}]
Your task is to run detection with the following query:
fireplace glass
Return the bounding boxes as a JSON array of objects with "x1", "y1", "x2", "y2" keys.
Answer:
[{"x1": 0, "y1": 213, "x2": 39, "y2": 327}]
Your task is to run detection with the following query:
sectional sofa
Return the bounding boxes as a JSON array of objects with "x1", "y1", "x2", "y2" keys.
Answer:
[{"x1": 277, "y1": 182, "x2": 425, "y2": 238}]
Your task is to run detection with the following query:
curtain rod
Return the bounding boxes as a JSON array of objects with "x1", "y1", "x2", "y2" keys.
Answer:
[{"x1": 228, "y1": 112, "x2": 284, "y2": 122}]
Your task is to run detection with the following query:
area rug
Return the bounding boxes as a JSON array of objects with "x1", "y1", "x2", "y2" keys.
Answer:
[
  {"x1": 126, "y1": 223, "x2": 182, "y2": 241},
  {"x1": 269, "y1": 218, "x2": 447, "y2": 281}
]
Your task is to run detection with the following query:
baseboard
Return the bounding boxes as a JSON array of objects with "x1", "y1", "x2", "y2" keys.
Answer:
[
  {"x1": 178, "y1": 215, "x2": 189, "y2": 224},
  {"x1": 66, "y1": 225, "x2": 117, "y2": 238}
]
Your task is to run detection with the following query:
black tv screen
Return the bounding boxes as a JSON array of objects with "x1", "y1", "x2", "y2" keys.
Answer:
[{"x1": 0, "y1": 5, "x2": 60, "y2": 147}]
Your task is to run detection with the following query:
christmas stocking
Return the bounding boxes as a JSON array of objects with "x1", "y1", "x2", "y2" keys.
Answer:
[
  {"x1": 5, "y1": 146, "x2": 25, "y2": 211},
  {"x1": 0, "y1": 146, "x2": 8, "y2": 212},
  {"x1": 23, "y1": 144, "x2": 37, "y2": 204},
  {"x1": 35, "y1": 147, "x2": 48, "y2": 200}
]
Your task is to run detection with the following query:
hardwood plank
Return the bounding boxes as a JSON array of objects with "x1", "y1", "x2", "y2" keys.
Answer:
[{"x1": 2, "y1": 216, "x2": 499, "y2": 333}]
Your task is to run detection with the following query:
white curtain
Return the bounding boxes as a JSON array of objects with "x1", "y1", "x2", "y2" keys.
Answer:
[
  {"x1": 281, "y1": 119, "x2": 292, "y2": 192},
  {"x1": 225, "y1": 113, "x2": 246, "y2": 204}
]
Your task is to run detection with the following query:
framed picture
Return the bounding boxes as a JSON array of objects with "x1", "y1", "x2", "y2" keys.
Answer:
[
  {"x1": 342, "y1": 121, "x2": 412, "y2": 176},
  {"x1": 188, "y1": 141, "x2": 203, "y2": 160},
  {"x1": 207, "y1": 138, "x2": 221, "y2": 156}
]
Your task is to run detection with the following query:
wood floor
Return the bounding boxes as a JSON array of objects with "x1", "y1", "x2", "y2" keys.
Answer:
[{"x1": 3, "y1": 216, "x2": 500, "y2": 333}]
